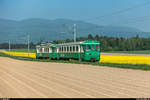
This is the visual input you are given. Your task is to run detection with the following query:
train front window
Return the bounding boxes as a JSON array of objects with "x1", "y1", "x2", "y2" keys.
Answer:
[
  {"x1": 86, "y1": 45, "x2": 91, "y2": 51},
  {"x1": 96, "y1": 45, "x2": 100, "y2": 51},
  {"x1": 92, "y1": 45, "x2": 95, "y2": 51}
]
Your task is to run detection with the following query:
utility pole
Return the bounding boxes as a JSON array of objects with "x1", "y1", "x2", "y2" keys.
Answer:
[
  {"x1": 74, "y1": 24, "x2": 77, "y2": 42},
  {"x1": 27, "y1": 34, "x2": 30, "y2": 57},
  {"x1": 9, "y1": 40, "x2": 10, "y2": 52}
]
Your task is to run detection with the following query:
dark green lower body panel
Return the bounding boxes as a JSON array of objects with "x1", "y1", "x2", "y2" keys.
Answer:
[
  {"x1": 53, "y1": 53, "x2": 83, "y2": 60},
  {"x1": 36, "y1": 53, "x2": 50, "y2": 58},
  {"x1": 36, "y1": 52, "x2": 100, "y2": 62}
]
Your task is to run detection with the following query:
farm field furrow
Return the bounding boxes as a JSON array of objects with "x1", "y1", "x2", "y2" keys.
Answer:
[{"x1": 0, "y1": 57, "x2": 150, "y2": 98}]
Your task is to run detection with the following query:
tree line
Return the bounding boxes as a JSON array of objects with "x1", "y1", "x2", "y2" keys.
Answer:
[
  {"x1": 53, "y1": 34, "x2": 150, "y2": 52},
  {"x1": 0, "y1": 42, "x2": 35, "y2": 50},
  {"x1": 1, "y1": 34, "x2": 150, "y2": 52}
]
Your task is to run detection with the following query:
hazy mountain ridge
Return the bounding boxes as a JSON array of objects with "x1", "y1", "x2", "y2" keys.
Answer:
[{"x1": 0, "y1": 18, "x2": 149, "y2": 43}]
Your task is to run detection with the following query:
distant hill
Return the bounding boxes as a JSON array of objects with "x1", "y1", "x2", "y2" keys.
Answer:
[{"x1": 0, "y1": 18, "x2": 150, "y2": 43}]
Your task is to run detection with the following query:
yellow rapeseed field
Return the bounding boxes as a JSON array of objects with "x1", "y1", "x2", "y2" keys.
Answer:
[
  {"x1": 3, "y1": 51, "x2": 36, "y2": 58},
  {"x1": 100, "y1": 55, "x2": 150, "y2": 65},
  {"x1": 2, "y1": 51, "x2": 150, "y2": 65}
]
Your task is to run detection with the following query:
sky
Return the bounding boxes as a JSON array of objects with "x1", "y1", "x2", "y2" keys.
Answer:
[{"x1": 0, "y1": 0, "x2": 150, "y2": 31}]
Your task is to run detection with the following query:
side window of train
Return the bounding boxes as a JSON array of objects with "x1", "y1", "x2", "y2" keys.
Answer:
[
  {"x1": 76, "y1": 46, "x2": 78, "y2": 52},
  {"x1": 44, "y1": 48, "x2": 46, "y2": 53},
  {"x1": 45, "y1": 48, "x2": 48, "y2": 53},
  {"x1": 59, "y1": 47, "x2": 60, "y2": 52},
  {"x1": 70, "y1": 46, "x2": 72, "y2": 52},
  {"x1": 62, "y1": 46, "x2": 63, "y2": 52},
  {"x1": 55, "y1": 48, "x2": 56, "y2": 52},
  {"x1": 42, "y1": 48, "x2": 44, "y2": 53},
  {"x1": 65, "y1": 47, "x2": 67, "y2": 52},
  {"x1": 37, "y1": 48, "x2": 39, "y2": 53},
  {"x1": 67, "y1": 46, "x2": 69, "y2": 52},
  {"x1": 59, "y1": 47, "x2": 61, "y2": 52},
  {"x1": 46, "y1": 48, "x2": 48, "y2": 53},
  {"x1": 39, "y1": 48, "x2": 42, "y2": 53},
  {"x1": 73, "y1": 46, "x2": 75, "y2": 52},
  {"x1": 49, "y1": 48, "x2": 51, "y2": 53},
  {"x1": 45, "y1": 48, "x2": 47, "y2": 53},
  {"x1": 69, "y1": 46, "x2": 71, "y2": 52},
  {"x1": 57, "y1": 47, "x2": 59, "y2": 53},
  {"x1": 55, "y1": 48, "x2": 57, "y2": 52},
  {"x1": 64, "y1": 47, "x2": 66, "y2": 52},
  {"x1": 48, "y1": 48, "x2": 50, "y2": 53},
  {"x1": 81, "y1": 46, "x2": 84, "y2": 52},
  {"x1": 63, "y1": 46, "x2": 64, "y2": 52},
  {"x1": 47, "y1": 48, "x2": 48, "y2": 53},
  {"x1": 65, "y1": 46, "x2": 67, "y2": 52}
]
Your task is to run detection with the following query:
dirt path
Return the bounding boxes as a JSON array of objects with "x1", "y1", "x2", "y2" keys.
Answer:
[{"x1": 0, "y1": 57, "x2": 150, "y2": 98}]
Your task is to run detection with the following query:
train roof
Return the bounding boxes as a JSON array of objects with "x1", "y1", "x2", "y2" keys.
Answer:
[
  {"x1": 36, "y1": 43, "x2": 53, "y2": 48},
  {"x1": 36, "y1": 40, "x2": 100, "y2": 48},
  {"x1": 56, "y1": 40, "x2": 100, "y2": 47}
]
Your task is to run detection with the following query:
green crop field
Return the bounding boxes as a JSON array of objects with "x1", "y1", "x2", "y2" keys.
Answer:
[
  {"x1": 103, "y1": 50, "x2": 150, "y2": 54},
  {"x1": 5, "y1": 49, "x2": 36, "y2": 53}
]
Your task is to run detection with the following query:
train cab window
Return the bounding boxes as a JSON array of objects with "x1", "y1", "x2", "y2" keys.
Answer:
[
  {"x1": 92, "y1": 45, "x2": 95, "y2": 51},
  {"x1": 86, "y1": 45, "x2": 91, "y2": 51},
  {"x1": 96, "y1": 45, "x2": 100, "y2": 51}
]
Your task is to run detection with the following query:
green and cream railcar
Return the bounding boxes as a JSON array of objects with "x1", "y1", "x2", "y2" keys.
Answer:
[
  {"x1": 53, "y1": 42, "x2": 84, "y2": 60},
  {"x1": 36, "y1": 43, "x2": 53, "y2": 59},
  {"x1": 36, "y1": 40, "x2": 100, "y2": 62}
]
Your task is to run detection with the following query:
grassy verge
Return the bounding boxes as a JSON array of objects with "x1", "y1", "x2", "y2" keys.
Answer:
[
  {"x1": 0, "y1": 52, "x2": 150, "y2": 71},
  {"x1": 103, "y1": 50, "x2": 150, "y2": 54}
]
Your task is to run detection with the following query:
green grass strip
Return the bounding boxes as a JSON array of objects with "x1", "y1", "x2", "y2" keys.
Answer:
[{"x1": 0, "y1": 52, "x2": 150, "y2": 71}]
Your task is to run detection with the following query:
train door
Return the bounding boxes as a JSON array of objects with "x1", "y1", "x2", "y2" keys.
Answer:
[
  {"x1": 52, "y1": 47, "x2": 56, "y2": 59},
  {"x1": 78, "y1": 45, "x2": 84, "y2": 61},
  {"x1": 49, "y1": 48, "x2": 52, "y2": 59}
]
